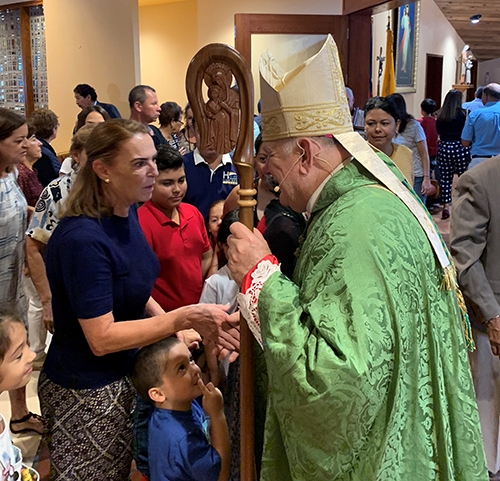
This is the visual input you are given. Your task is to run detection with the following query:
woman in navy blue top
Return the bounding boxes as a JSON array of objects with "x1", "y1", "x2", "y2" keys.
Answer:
[{"x1": 38, "y1": 119, "x2": 239, "y2": 481}]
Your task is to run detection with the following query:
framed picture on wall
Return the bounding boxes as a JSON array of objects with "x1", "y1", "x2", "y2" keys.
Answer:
[{"x1": 394, "y1": 1, "x2": 420, "y2": 93}]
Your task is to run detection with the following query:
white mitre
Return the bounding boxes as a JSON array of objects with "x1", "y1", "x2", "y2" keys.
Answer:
[
  {"x1": 259, "y1": 35, "x2": 352, "y2": 141},
  {"x1": 258, "y1": 34, "x2": 451, "y2": 275},
  {"x1": 257, "y1": 34, "x2": 477, "y2": 350}
]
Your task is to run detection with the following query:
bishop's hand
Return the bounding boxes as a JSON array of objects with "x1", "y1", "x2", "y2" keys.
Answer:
[{"x1": 227, "y1": 222, "x2": 272, "y2": 286}]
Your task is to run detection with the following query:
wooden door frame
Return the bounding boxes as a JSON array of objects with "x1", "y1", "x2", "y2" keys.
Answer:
[
  {"x1": 235, "y1": 14, "x2": 349, "y2": 77},
  {"x1": 343, "y1": 0, "x2": 409, "y2": 15},
  {"x1": 234, "y1": 13, "x2": 371, "y2": 109}
]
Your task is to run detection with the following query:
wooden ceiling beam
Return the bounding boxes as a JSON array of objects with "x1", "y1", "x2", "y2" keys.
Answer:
[{"x1": 434, "y1": 0, "x2": 500, "y2": 61}]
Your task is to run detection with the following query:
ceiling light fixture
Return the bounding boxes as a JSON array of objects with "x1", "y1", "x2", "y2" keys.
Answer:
[{"x1": 470, "y1": 14, "x2": 482, "y2": 24}]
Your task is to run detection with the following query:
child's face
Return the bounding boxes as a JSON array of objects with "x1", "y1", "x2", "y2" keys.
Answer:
[
  {"x1": 0, "y1": 323, "x2": 35, "y2": 392},
  {"x1": 208, "y1": 203, "x2": 224, "y2": 238},
  {"x1": 151, "y1": 167, "x2": 187, "y2": 213},
  {"x1": 153, "y1": 342, "x2": 202, "y2": 410}
]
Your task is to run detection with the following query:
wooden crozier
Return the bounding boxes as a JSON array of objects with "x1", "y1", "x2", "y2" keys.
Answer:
[{"x1": 186, "y1": 44, "x2": 256, "y2": 481}]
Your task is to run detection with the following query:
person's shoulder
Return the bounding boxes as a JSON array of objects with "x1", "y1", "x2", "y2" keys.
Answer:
[
  {"x1": 183, "y1": 151, "x2": 195, "y2": 163},
  {"x1": 98, "y1": 102, "x2": 121, "y2": 119},
  {"x1": 150, "y1": 406, "x2": 197, "y2": 439},
  {"x1": 410, "y1": 118, "x2": 424, "y2": 130},
  {"x1": 40, "y1": 140, "x2": 57, "y2": 156},
  {"x1": 205, "y1": 265, "x2": 233, "y2": 287},
  {"x1": 16, "y1": 162, "x2": 28, "y2": 174},
  {"x1": 324, "y1": 180, "x2": 405, "y2": 231},
  {"x1": 393, "y1": 143, "x2": 412, "y2": 156},
  {"x1": 149, "y1": 408, "x2": 182, "y2": 441},
  {"x1": 149, "y1": 124, "x2": 161, "y2": 134},
  {"x1": 0, "y1": 170, "x2": 16, "y2": 187},
  {"x1": 52, "y1": 216, "x2": 102, "y2": 242},
  {"x1": 138, "y1": 199, "x2": 156, "y2": 218},
  {"x1": 179, "y1": 202, "x2": 204, "y2": 220},
  {"x1": 36, "y1": 174, "x2": 72, "y2": 204},
  {"x1": 465, "y1": 155, "x2": 500, "y2": 182},
  {"x1": 47, "y1": 173, "x2": 71, "y2": 189},
  {"x1": 471, "y1": 104, "x2": 490, "y2": 118}
]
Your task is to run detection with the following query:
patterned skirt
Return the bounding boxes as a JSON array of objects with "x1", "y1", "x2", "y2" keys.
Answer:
[{"x1": 38, "y1": 371, "x2": 136, "y2": 481}]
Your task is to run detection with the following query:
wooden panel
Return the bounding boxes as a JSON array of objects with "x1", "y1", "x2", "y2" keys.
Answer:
[
  {"x1": 235, "y1": 14, "x2": 349, "y2": 74},
  {"x1": 343, "y1": 0, "x2": 385, "y2": 15},
  {"x1": 348, "y1": 14, "x2": 371, "y2": 109},
  {"x1": 235, "y1": 11, "x2": 370, "y2": 114},
  {"x1": 343, "y1": 0, "x2": 408, "y2": 16},
  {"x1": 2, "y1": 0, "x2": 42, "y2": 8},
  {"x1": 344, "y1": 0, "x2": 500, "y2": 61},
  {"x1": 19, "y1": 5, "x2": 34, "y2": 117}
]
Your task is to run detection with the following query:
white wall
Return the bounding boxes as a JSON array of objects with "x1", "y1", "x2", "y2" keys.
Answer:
[
  {"x1": 372, "y1": 0, "x2": 465, "y2": 116},
  {"x1": 251, "y1": 34, "x2": 328, "y2": 112},
  {"x1": 478, "y1": 58, "x2": 500, "y2": 85},
  {"x1": 139, "y1": 0, "x2": 343, "y2": 115},
  {"x1": 44, "y1": 0, "x2": 140, "y2": 152},
  {"x1": 139, "y1": 1, "x2": 198, "y2": 109}
]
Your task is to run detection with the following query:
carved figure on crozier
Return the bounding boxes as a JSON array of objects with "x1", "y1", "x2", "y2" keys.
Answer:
[{"x1": 204, "y1": 63, "x2": 240, "y2": 154}]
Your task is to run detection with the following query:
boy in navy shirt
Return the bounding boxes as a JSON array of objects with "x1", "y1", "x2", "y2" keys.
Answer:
[
  {"x1": 182, "y1": 120, "x2": 238, "y2": 219},
  {"x1": 131, "y1": 337, "x2": 230, "y2": 481}
]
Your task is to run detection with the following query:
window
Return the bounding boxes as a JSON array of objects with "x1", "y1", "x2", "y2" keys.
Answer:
[
  {"x1": 0, "y1": 2, "x2": 48, "y2": 115},
  {"x1": 0, "y1": 8, "x2": 24, "y2": 110},
  {"x1": 30, "y1": 5, "x2": 48, "y2": 110}
]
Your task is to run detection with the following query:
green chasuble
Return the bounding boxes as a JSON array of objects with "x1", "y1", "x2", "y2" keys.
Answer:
[{"x1": 257, "y1": 157, "x2": 487, "y2": 480}]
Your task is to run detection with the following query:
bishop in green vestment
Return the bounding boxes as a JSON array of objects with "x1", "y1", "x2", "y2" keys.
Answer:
[{"x1": 227, "y1": 35, "x2": 487, "y2": 480}]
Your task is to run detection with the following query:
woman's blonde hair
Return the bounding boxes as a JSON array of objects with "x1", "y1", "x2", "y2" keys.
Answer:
[{"x1": 62, "y1": 119, "x2": 149, "y2": 218}]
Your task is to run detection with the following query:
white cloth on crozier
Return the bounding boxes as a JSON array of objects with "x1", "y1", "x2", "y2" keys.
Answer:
[{"x1": 237, "y1": 259, "x2": 281, "y2": 349}]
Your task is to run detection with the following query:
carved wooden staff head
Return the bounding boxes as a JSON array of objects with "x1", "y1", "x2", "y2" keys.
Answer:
[
  {"x1": 186, "y1": 44, "x2": 258, "y2": 481},
  {"x1": 186, "y1": 43, "x2": 256, "y2": 229}
]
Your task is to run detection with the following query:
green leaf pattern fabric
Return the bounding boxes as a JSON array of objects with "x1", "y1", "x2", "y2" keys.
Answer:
[{"x1": 257, "y1": 160, "x2": 487, "y2": 480}]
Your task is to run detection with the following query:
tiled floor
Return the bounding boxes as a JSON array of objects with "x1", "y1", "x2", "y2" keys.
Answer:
[{"x1": 431, "y1": 205, "x2": 451, "y2": 247}]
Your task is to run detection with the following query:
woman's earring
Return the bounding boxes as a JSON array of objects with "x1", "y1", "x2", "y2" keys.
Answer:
[{"x1": 104, "y1": 178, "x2": 110, "y2": 184}]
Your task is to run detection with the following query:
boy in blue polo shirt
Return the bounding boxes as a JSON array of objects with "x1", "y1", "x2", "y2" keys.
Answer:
[
  {"x1": 182, "y1": 121, "x2": 238, "y2": 219},
  {"x1": 131, "y1": 337, "x2": 230, "y2": 481}
]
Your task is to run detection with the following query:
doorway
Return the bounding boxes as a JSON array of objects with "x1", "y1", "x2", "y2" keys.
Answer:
[
  {"x1": 234, "y1": 13, "x2": 371, "y2": 111},
  {"x1": 425, "y1": 54, "x2": 443, "y2": 109}
]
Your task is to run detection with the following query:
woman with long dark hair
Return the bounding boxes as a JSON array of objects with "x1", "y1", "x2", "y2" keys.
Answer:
[
  {"x1": 364, "y1": 96, "x2": 414, "y2": 185},
  {"x1": 0, "y1": 109, "x2": 46, "y2": 437},
  {"x1": 177, "y1": 103, "x2": 197, "y2": 153},
  {"x1": 436, "y1": 89, "x2": 471, "y2": 219},
  {"x1": 159, "y1": 101, "x2": 186, "y2": 153},
  {"x1": 387, "y1": 93, "x2": 432, "y2": 203}
]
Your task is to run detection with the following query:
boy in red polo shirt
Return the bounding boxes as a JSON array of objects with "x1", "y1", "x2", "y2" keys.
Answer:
[{"x1": 138, "y1": 144, "x2": 212, "y2": 312}]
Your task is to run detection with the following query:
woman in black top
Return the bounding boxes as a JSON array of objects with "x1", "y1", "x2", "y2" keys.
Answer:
[{"x1": 436, "y1": 89, "x2": 471, "y2": 219}]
